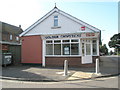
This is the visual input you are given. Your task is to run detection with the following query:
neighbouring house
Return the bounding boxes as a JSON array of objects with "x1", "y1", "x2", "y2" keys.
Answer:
[
  {"x1": 0, "y1": 21, "x2": 23, "y2": 65},
  {"x1": 20, "y1": 6, "x2": 101, "y2": 67}
]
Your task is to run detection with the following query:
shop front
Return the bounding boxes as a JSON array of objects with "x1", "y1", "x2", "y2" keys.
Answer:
[
  {"x1": 20, "y1": 6, "x2": 101, "y2": 67},
  {"x1": 42, "y1": 33, "x2": 99, "y2": 67}
]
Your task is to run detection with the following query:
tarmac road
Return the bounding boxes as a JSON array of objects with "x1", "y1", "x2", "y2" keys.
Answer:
[{"x1": 1, "y1": 75, "x2": 119, "y2": 88}]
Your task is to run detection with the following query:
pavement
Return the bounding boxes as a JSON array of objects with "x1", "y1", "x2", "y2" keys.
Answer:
[{"x1": 1, "y1": 56, "x2": 120, "y2": 82}]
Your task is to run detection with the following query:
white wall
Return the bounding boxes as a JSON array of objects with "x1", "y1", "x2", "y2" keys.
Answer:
[{"x1": 25, "y1": 12, "x2": 94, "y2": 36}]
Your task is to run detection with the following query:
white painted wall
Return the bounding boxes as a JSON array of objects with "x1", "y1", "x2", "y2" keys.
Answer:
[{"x1": 25, "y1": 12, "x2": 95, "y2": 36}]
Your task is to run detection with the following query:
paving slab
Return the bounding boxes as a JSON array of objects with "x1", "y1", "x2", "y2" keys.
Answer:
[{"x1": 67, "y1": 71, "x2": 102, "y2": 80}]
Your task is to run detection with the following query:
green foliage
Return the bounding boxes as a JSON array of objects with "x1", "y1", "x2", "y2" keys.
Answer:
[
  {"x1": 109, "y1": 50, "x2": 113, "y2": 55},
  {"x1": 100, "y1": 44, "x2": 108, "y2": 55},
  {"x1": 108, "y1": 33, "x2": 120, "y2": 54}
]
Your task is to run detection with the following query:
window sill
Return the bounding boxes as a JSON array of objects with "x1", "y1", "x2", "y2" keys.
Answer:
[
  {"x1": 51, "y1": 26, "x2": 61, "y2": 29},
  {"x1": 45, "y1": 55, "x2": 81, "y2": 57}
]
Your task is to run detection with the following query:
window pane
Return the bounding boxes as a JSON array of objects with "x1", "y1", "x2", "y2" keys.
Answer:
[
  {"x1": 71, "y1": 44, "x2": 79, "y2": 55},
  {"x1": 93, "y1": 44, "x2": 97, "y2": 55},
  {"x1": 62, "y1": 44, "x2": 70, "y2": 55},
  {"x1": 86, "y1": 44, "x2": 91, "y2": 55},
  {"x1": 82, "y1": 43, "x2": 85, "y2": 56},
  {"x1": 54, "y1": 19, "x2": 58, "y2": 26},
  {"x1": 54, "y1": 16, "x2": 58, "y2": 18},
  {"x1": 71, "y1": 39, "x2": 78, "y2": 42},
  {"x1": 63, "y1": 40, "x2": 70, "y2": 43},
  {"x1": 54, "y1": 40, "x2": 61, "y2": 43},
  {"x1": 46, "y1": 40, "x2": 52, "y2": 43},
  {"x1": 54, "y1": 44, "x2": 61, "y2": 55},
  {"x1": 10, "y1": 34, "x2": 12, "y2": 40},
  {"x1": 93, "y1": 40, "x2": 96, "y2": 43},
  {"x1": 16, "y1": 36, "x2": 19, "y2": 41},
  {"x1": 46, "y1": 44, "x2": 53, "y2": 55}
]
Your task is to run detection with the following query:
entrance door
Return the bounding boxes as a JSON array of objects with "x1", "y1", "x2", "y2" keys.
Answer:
[{"x1": 81, "y1": 39, "x2": 92, "y2": 64}]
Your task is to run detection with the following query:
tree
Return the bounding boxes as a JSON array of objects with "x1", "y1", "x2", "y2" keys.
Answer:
[
  {"x1": 109, "y1": 50, "x2": 113, "y2": 55},
  {"x1": 100, "y1": 44, "x2": 108, "y2": 55},
  {"x1": 108, "y1": 33, "x2": 120, "y2": 54}
]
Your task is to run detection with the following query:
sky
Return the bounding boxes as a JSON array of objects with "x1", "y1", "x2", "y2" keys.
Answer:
[{"x1": 0, "y1": 0, "x2": 118, "y2": 51}]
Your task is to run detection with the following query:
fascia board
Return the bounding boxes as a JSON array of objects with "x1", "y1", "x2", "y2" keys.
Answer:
[{"x1": 0, "y1": 41, "x2": 21, "y2": 45}]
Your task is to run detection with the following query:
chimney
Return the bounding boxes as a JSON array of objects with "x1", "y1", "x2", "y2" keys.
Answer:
[{"x1": 19, "y1": 25, "x2": 21, "y2": 28}]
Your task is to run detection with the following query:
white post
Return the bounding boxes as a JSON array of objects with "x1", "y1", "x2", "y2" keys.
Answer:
[
  {"x1": 96, "y1": 58, "x2": 99, "y2": 74},
  {"x1": 64, "y1": 60, "x2": 68, "y2": 76}
]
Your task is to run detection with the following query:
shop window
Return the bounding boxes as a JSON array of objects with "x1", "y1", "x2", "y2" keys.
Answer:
[
  {"x1": 92, "y1": 40, "x2": 97, "y2": 55},
  {"x1": 63, "y1": 44, "x2": 70, "y2": 55},
  {"x1": 54, "y1": 16, "x2": 58, "y2": 26},
  {"x1": 54, "y1": 40, "x2": 61, "y2": 43},
  {"x1": 63, "y1": 40, "x2": 70, "y2": 43},
  {"x1": 71, "y1": 44, "x2": 79, "y2": 55},
  {"x1": 45, "y1": 39, "x2": 79, "y2": 56},
  {"x1": 46, "y1": 44, "x2": 53, "y2": 55},
  {"x1": 54, "y1": 44, "x2": 61, "y2": 55},
  {"x1": 46, "y1": 40, "x2": 52, "y2": 43},
  {"x1": 71, "y1": 39, "x2": 78, "y2": 42}
]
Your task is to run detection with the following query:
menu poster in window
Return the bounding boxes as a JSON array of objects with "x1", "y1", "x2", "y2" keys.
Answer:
[{"x1": 64, "y1": 47, "x2": 70, "y2": 55}]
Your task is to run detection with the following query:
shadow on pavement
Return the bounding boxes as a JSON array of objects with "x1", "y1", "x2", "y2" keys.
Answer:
[{"x1": 2, "y1": 65, "x2": 58, "y2": 82}]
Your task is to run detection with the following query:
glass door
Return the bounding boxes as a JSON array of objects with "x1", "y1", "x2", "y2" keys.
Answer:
[{"x1": 81, "y1": 39, "x2": 92, "y2": 64}]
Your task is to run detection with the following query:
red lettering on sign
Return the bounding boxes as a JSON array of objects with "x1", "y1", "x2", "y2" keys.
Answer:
[
  {"x1": 86, "y1": 33, "x2": 95, "y2": 37},
  {"x1": 81, "y1": 26, "x2": 85, "y2": 30}
]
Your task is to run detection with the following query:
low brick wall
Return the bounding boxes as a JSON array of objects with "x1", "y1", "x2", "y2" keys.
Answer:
[{"x1": 45, "y1": 56, "x2": 99, "y2": 67}]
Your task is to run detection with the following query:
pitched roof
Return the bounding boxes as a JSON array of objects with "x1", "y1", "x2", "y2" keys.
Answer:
[
  {"x1": 20, "y1": 7, "x2": 101, "y2": 37},
  {"x1": 2, "y1": 22, "x2": 23, "y2": 35}
]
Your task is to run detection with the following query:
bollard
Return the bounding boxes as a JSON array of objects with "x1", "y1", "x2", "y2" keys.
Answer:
[
  {"x1": 64, "y1": 60, "x2": 68, "y2": 76},
  {"x1": 96, "y1": 58, "x2": 99, "y2": 74}
]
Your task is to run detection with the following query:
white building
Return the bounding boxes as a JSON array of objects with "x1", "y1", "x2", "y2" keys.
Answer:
[{"x1": 20, "y1": 6, "x2": 101, "y2": 67}]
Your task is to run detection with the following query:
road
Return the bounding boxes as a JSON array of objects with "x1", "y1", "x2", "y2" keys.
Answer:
[
  {"x1": 99, "y1": 56, "x2": 119, "y2": 75},
  {"x1": 1, "y1": 76, "x2": 119, "y2": 88}
]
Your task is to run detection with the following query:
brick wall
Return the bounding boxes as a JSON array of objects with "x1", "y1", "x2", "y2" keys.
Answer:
[
  {"x1": 21, "y1": 35, "x2": 42, "y2": 64},
  {"x1": 2, "y1": 33, "x2": 20, "y2": 43},
  {"x1": 45, "y1": 56, "x2": 99, "y2": 67}
]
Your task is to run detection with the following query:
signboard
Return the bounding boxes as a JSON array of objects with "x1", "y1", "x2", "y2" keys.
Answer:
[
  {"x1": 81, "y1": 26, "x2": 85, "y2": 30},
  {"x1": 44, "y1": 34, "x2": 81, "y2": 39},
  {"x1": 42, "y1": 33, "x2": 99, "y2": 39}
]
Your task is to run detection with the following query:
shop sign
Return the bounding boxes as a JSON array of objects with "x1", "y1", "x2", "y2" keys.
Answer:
[
  {"x1": 81, "y1": 26, "x2": 85, "y2": 30},
  {"x1": 43, "y1": 33, "x2": 99, "y2": 39},
  {"x1": 44, "y1": 34, "x2": 81, "y2": 39},
  {"x1": 86, "y1": 33, "x2": 95, "y2": 36}
]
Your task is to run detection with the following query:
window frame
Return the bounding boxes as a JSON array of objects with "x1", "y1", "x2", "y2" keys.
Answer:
[
  {"x1": 45, "y1": 39, "x2": 80, "y2": 56},
  {"x1": 54, "y1": 15, "x2": 58, "y2": 27},
  {"x1": 92, "y1": 39, "x2": 97, "y2": 55}
]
